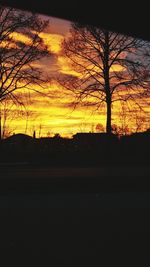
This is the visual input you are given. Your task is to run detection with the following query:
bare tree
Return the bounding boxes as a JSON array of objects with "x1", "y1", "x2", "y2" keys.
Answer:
[
  {"x1": 60, "y1": 23, "x2": 150, "y2": 134},
  {"x1": 117, "y1": 103, "x2": 130, "y2": 136},
  {"x1": 38, "y1": 123, "x2": 43, "y2": 138},
  {"x1": 78, "y1": 122, "x2": 88, "y2": 133},
  {"x1": 23, "y1": 108, "x2": 39, "y2": 135},
  {"x1": 112, "y1": 105, "x2": 149, "y2": 135},
  {"x1": 131, "y1": 110, "x2": 149, "y2": 133},
  {"x1": 0, "y1": 5, "x2": 50, "y2": 103},
  {"x1": 95, "y1": 123, "x2": 104, "y2": 133},
  {"x1": 0, "y1": 97, "x2": 23, "y2": 138}
]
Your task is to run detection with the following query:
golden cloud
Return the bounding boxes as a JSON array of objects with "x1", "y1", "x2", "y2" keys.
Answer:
[{"x1": 38, "y1": 32, "x2": 64, "y2": 53}]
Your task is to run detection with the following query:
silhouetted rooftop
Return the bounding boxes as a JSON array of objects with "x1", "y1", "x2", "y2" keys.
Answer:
[
  {"x1": 73, "y1": 132, "x2": 117, "y2": 139},
  {"x1": 3, "y1": 133, "x2": 33, "y2": 143}
]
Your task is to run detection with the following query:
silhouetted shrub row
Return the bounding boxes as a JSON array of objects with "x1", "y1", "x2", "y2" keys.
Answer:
[{"x1": 0, "y1": 132, "x2": 149, "y2": 166}]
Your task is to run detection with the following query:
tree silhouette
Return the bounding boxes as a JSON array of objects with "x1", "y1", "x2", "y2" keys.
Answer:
[
  {"x1": 0, "y1": 97, "x2": 17, "y2": 138},
  {"x1": 60, "y1": 23, "x2": 150, "y2": 133},
  {"x1": 0, "y1": 5, "x2": 50, "y2": 103}
]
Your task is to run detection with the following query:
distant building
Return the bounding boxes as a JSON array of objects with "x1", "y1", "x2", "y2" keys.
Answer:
[
  {"x1": 73, "y1": 133, "x2": 102, "y2": 139},
  {"x1": 2, "y1": 133, "x2": 33, "y2": 148},
  {"x1": 72, "y1": 132, "x2": 118, "y2": 151},
  {"x1": 73, "y1": 132, "x2": 117, "y2": 142}
]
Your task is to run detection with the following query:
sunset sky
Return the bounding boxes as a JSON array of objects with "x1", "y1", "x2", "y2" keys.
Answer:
[{"x1": 1, "y1": 12, "x2": 150, "y2": 138}]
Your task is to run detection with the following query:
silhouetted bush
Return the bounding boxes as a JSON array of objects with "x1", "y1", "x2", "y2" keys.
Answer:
[{"x1": 0, "y1": 132, "x2": 149, "y2": 166}]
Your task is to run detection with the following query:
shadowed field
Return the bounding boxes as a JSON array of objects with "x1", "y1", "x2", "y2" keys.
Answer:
[
  {"x1": 1, "y1": 191, "x2": 150, "y2": 266},
  {"x1": 1, "y1": 163, "x2": 150, "y2": 266},
  {"x1": 1, "y1": 164, "x2": 150, "y2": 193},
  {"x1": 0, "y1": 134, "x2": 150, "y2": 266}
]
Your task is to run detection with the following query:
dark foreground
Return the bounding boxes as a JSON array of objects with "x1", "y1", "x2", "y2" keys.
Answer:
[
  {"x1": 1, "y1": 164, "x2": 150, "y2": 266},
  {"x1": 1, "y1": 164, "x2": 150, "y2": 192}
]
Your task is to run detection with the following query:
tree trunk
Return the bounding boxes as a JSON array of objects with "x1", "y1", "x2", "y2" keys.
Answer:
[
  {"x1": 0, "y1": 103, "x2": 1, "y2": 140},
  {"x1": 106, "y1": 99, "x2": 112, "y2": 134},
  {"x1": 103, "y1": 30, "x2": 112, "y2": 134}
]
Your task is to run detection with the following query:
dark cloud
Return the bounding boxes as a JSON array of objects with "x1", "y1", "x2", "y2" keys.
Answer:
[
  {"x1": 57, "y1": 72, "x2": 79, "y2": 80},
  {"x1": 35, "y1": 53, "x2": 59, "y2": 76},
  {"x1": 40, "y1": 16, "x2": 71, "y2": 35},
  {"x1": 59, "y1": 100, "x2": 103, "y2": 110}
]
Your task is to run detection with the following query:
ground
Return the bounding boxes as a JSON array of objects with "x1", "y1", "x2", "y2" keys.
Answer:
[{"x1": 0, "y1": 164, "x2": 150, "y2": 266}]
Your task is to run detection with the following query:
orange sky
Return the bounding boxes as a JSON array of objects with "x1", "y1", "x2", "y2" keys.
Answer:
[{"x1": 1, "y1": 15, "x2": 150, "y2": 138}]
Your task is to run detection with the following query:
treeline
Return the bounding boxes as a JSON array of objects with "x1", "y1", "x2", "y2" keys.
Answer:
[{"x1": 0, "y1": 132, "x2": 149, "y2": 166}]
